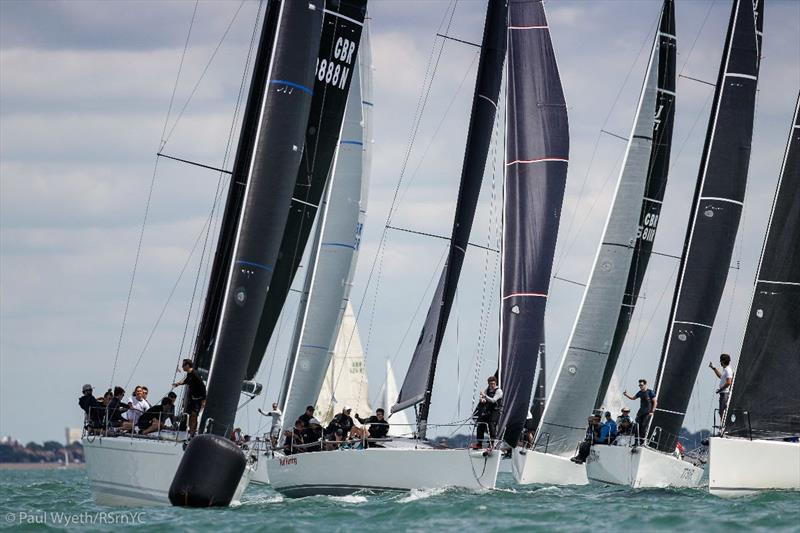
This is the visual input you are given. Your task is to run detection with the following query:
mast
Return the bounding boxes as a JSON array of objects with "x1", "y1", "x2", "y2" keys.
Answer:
[
  {"x1": 200, "y1": 0, "x2": 324, "y2": 436},
  {"x1": 650, "y1": 0, "x2": 761, "y2": 453},
  {"x1": 723, "y1": 91, "x2": 800, "y2": 440},
  {"x1": 391, "y1": 0, "x2": 508, "y2": 439},
  {"x1": 535, "y1": 0, "x2": 672, "y2": 457},
  {"x1": 594, "y1": 0, "x2": 676, "y2": 409},
  {"x1": 497, "y1": 0, "x2": 569, "y2": 447},
  {"x1": 245, "y1": 0, "x2": 369, "y2": 381},
  {"x1": 279, "y1": 25, "x2": 372, "y2": 428}
]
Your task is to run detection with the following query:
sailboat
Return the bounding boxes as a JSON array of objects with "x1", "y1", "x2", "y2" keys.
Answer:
[
  {"x1": 267, "y1": 0, "x2": 508, "y2": 497},
  {"x1": 83, "y1": 0, "x2": 367, "y2": 506},
  {"x1": 587, "y1": 0, "x2": 762, "y2": 489},
  {"x1": 708, "y1": 91, "x2": 800, "y2": 497},
  {"x1": 514, "y1": 0, "x2": 676, "y2": 486}
]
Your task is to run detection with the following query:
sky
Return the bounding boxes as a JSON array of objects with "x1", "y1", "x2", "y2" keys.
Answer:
[{"x1": 1, "y1": 0, "x2": 798, "y2": 444}]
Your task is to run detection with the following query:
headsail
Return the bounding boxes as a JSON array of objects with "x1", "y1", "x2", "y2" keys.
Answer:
[
  {"x1": 535, "y1": 0, "x2": 674, "y2": 457},
  {"x1": 528, "y1": 344, "x2": 547, "y2": 431},
  {"x1": 650, "y1": 0, "x2": 761, "y2": 452},
  {"x1": 392, "y1": 1, "x2": 508, "y2": 440},
  {"x1": 723, "y1": 91, "x2": 800, "y2": 440},
  {"x1": 245, "y1": 0, "x2": 368, "y2": 381},
  {"x1": 595, "y1": 0, "x2": 677, "y2": 409},
  {"x1": 280, "y1": 27, "x2": 372, "y2": 427},
  {"x1": 497, "y1": 0, "x2": 569, "y2": 447},
  {"x1": 201, "y1": 0, "x2": 325, "y2": 436}
]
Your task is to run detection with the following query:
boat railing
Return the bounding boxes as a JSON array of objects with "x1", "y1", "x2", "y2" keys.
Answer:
[{"x1": 82, "y1": 407, "x2": 189, "y2": 443}]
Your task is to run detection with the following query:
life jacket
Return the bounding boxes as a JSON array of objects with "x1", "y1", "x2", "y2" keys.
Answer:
[{"x1": 483, "y1": 387, "x2": 502, "y2": 413}]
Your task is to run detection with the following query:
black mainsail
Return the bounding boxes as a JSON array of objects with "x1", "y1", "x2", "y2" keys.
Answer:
[
  {"x1": 245, "y1": 0, "x2": 368, "y2": 381},
  {"x1": 529, "y1": 344, "x2": 547, "y2": 430},
  {"x1": 650, "y1": 0, "x2": 761, "y2": 452},
  {"x1": 392, "y1": 0, "x2": 508, "y2": 438},
  {"x1": 200, "y1": 0, "x2": 325, "y2": 436},
  {"x1": 594, "y1": 0, "x2": 676, "y2": 410},
  {"x1": 497, "y1": 0, "x2": 569, "y2": 447},
  {"x1": 191, "y1": 1, "x2": 282, "y2": 376},
  {"x1": 724, "y1": 91, "x2": 800, "y2": 440}
]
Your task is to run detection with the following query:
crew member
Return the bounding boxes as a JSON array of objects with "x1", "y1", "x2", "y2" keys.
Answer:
[
  {"x1": 624, "y1": 379, "x2": 657, "y2": 440},
  {"x1": 475, "y1": 376, "x2": 503, "y2": 448},
  {"x1": 172, "y1": 359, "x2": 206, "y2": 435},
  {"x1": 709, "y1": 353, "x2": 733, "y2": 424}
]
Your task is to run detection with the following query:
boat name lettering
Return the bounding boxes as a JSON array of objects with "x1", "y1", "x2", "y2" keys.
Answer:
[{"x1": 279, "y1": 457, "x2": 298, "y2": 467}]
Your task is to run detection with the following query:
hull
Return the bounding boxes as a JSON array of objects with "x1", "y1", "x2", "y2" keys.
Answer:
[
  {"x1": 83, "y1": 435, "x2": 251, "y2": 506},
  {"x1": 249, "y1": 453, "x2": 270, "y2": 485},
  {"x1": 511, "y1": 448, "x2": 588, "y2": 485},
  {"x1": 709, "y1": 437, "x2": 800, "y2": 497},
  {"x1": 586, "y1": 444, "x2": 704, "y2": 488},
  {"x1": 267, "y1": 444, "x2": 500, "y2": 497}
]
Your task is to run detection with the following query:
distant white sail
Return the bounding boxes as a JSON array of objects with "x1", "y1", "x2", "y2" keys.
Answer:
[
  {"x1": 316, "y1": 301, "x2": 371, "y2": 423},
  {"x1": 385, "y1": 359, "x2": 412, "y2": 436}
]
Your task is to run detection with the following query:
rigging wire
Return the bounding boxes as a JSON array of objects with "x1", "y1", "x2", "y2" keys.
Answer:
[
  {"x1": 160, "y1": 0, "x2": 199, "y2": 151},
  {"x1": 160, "y1": 0, "x2": 248, "y2": 150}
]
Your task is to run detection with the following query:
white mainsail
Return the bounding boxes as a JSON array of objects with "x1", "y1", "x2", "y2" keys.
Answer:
[{"x1": 279, "y1": 25, "x2": 373, "y2": 429}]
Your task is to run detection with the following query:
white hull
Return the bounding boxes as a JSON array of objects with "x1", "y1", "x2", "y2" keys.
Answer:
[
  {"x1": 511, "y1": 448, "x2": 588, "y2": 485},
  {"x1": 83, "y1": 435, "x2": 251, "y2": 506},
  {"x1": 267, "y1": 443, "x2": 500, "y2": 497},
  {"x1": 249, "y1": 452, "x2": 270, "y2": 485},
  {"x1": 709, "y1": 437, "x2": 800, "y2": 497},
  {"x1": 586, "y1": 444, "x2": 704, "y2": 488}
]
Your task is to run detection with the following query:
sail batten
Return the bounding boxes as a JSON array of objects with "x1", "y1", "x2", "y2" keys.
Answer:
[
  {"x1": 392, "y1": 1, "x2": 508, "y2": 438},
  {"x1": 723, "y1": 91, "x2": 800, "y2": 440},
  {"x1": 650, "y1": 0, "x2": 761, "y2": 453},
  {"x1": 535, "y1": 0, "x2": 675, "y2": 457},
  {"x1": 497, "y1": 0, "x2": 569, "y2": 447}
]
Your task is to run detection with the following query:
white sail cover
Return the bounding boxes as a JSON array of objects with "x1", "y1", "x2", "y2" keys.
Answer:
[
  {"x1": 280, "y1": 24, "x2": 373, "y2": 428},
  {"x1": 316, "y1": 301, "x2": 372, "y2": 423},
  {"x1": 536, "y1": 27, "x2": 661, "y2": 457},
  {"x1": 385, "y1": 359, "x2": 412, "y2": 436}
]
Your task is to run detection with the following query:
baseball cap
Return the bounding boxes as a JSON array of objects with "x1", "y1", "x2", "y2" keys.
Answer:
[{"x1": 82, "y1": 384, "x2": 93, "y2": 393}]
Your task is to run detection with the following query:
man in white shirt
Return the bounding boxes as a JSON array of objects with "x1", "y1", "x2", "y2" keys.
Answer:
[
  {"x1": 263, "y1": 403, "x2": 282, "y2": 448},
  {"x1": 125, "y1": 386, "x2": 150, "y2": 430},
  {"x1": 709, "y1": 353, "x2": 733, "y2": 424}
]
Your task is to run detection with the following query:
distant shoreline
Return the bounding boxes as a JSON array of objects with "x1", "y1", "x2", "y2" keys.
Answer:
[{"x1": 0, "y1": 463, "x2": 84, "y2": 470}]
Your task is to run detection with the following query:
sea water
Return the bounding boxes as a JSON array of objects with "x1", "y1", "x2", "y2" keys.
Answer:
[{"x1": 1, "y1": 468, "x2": 798, "y2": 531}]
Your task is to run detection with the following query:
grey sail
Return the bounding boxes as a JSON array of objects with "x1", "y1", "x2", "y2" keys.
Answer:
[
  {"x1": 650, "y1": 0, "x2": 761, "y2": 453},
  {"x1": 279, "y1": 24, "x2": 372, "y2": 429},
  {"x1": 723, "y1": 91, "x2": 800, "y2": 440},
  {"x1": 392, "y1": 1, "x2": 508, "y2": 440},
  {"x1": 536, "y1": 1, "x2": 672, "y2": 457},
  {"x1": 497, "y1": 0, "x2": 569, "y2": 447}
]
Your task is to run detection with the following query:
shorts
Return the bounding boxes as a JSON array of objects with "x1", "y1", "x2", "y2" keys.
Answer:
[{"x1": 186, "y1": 397, "x2": 204, "y2": 414}]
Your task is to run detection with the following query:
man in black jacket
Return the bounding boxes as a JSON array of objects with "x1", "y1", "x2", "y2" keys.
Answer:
[
  {"x1": 355, "y1": 408, "x2": 390, "y2": 441},
  {"x1": 137, "y1": 397, "x2": 175, "y2": 435},
  {"x1": 172, "y1": 359, "x2": 206, "y2": 435},
  {"x1": 78, "y1": 384, "x2": 104, "y2": 428}
]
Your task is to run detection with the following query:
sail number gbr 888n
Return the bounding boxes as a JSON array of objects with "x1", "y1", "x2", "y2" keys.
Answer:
[{"x1": 316, "y1": 37, "x2": 357, "y2": 90}]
